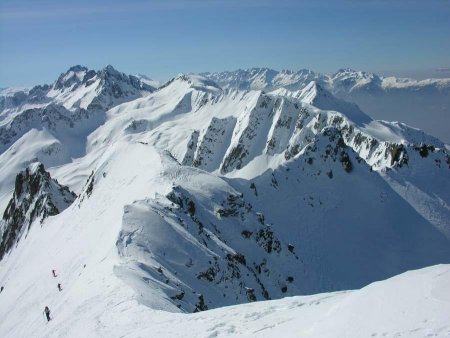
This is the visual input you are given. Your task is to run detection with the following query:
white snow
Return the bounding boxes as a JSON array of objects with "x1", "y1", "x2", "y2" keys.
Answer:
[
  {"x1": 0, "y1": 66, "x2": 449, "y2": 337},
  {"x1": 129, "y1": 264, "x2": 450, "y2": 338},
  {"x1": 204, "y1": 68, "x2": 450, "y2": 142}
]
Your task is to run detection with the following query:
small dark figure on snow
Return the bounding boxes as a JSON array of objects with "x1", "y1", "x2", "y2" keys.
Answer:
[
  {"x1": 0, "y1": 286, "x2": 3, "y2": 293},
  {"x1": 57, "y1": 283, "x2": 62, "y2": 292},
  {"x1": 52, "y1": 270, "x2": 57, "y2": 277},
  {"x1": 44, "y1": 306, "x2": 51, "y2": 322}
]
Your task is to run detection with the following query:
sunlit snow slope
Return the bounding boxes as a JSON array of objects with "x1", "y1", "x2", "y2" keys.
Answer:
[
  {"x1": 202, "y1": 67, "x2": 450, "y2": 142},
  {"x1": 0, "y1": 66, "x2": 449, "y2": 337}
]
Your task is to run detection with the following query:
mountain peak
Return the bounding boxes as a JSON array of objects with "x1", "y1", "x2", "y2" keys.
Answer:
[
  {"x1": 99, "y1": 64, "x2": 123, "y2": 78},
  {"x1": 298, "y1": 80, "x2": 329, "y2": 103},
  {"x1": 0, "y1": 163, "x2": 76, "y2": 260},
  {"x1": 332, "y1": 68, "x2": 378, "y2": 80},
  {"x1": 161, "y1": 74, "x2": 222, "y2": 92},
  {"x1": 68, "y1": 65, "x2": 88, "y2": 73},
  {"x1": 335, "y1": 67, "x2": 358, "y2": 74},
  {"x1": 54, "y1": 65, "x2": 89, "y2": 90},
  {"x1": 103, "y1": 64, "x2": 118, "y2": 73}
]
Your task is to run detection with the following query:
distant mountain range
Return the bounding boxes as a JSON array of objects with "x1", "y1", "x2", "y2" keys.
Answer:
[
  {"x1": 0, "y1": 65, "x2": 449, "y2": 337},
  {"x1": 201, "y1": 67, "x2": 450, "y2": 143}
]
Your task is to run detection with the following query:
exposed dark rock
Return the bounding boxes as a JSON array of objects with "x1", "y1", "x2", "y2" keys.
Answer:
[
  {"x1": 193, "y1": 294, "x2": 208, "y2": 312},
  {"x1": 387, "y1": 144, "x2": 409, "y2": 167},
  {"x1": 255, "y1": 228, "x2": 281, "y2": 254},
  {"x1": 246, "y1": 287, "x2": 257, "y2": 302},
  {"x1": 340, "y1": 152, "x2": 353, "y2": 173},
  {"x1": 86, "y1": 172, "x2": 94, "y2": 197},
  {"x1": 250, "y1": 182, "x2": 258, "y2": 196},
  {"x1": 241, "y1": 230, "x2": 253, "y2": 239},
  {"x1": 414, "y1": 144, "x2": 435, "y2": 158},
  {"x1": 170, "y1": 291, "x2": 185, "y2": 301},
  {"x1": 0, "y1": 163, "x2": 76, "y2": 260}
]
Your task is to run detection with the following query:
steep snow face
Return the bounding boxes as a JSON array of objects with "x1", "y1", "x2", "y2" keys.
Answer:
[
  {"x1": 0, "y1": 67, "x2": 449, "y2": 336},
  {"x1": 0, "y1": 65, "x2": 154, "y2": 144},
  {"x1": 117, "y1": 152, "x2": 302, "y2": 312},
  {"x1": 272, "y1": 81, "x2": 371, "y2": 125},
  {"x1": 79, "y1": 75, "x2": 449, "y2": 240},
  {"x1": 116, "y1": 135, "x2": 450, "y2": 312},
  {"x1": 0, "y1": 128, "x2": 70, "y2": 191},
  {"x1": 203, "y1": 68, "x2": 450, "y2": 142},
  {"x1": 0, "y1": 65, "x2": 154, "y2": 212},
  {"x1": 23, "y1": 73, "x2": 446, "y2": 313},
  {"x1": 4, "y1": 65, "x2": 154, "y2": 116},
  {"x1": 0, "y1": 141, "x2": 170, "y2": 337},
  {"x1": 0, "y1": 163, "x2": 76, "y2": 260}
]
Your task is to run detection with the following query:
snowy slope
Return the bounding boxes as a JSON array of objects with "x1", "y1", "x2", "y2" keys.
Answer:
[
  {"x1": 0, "y1": 65, "x2": 154, "y2": 213},
  {"x1": 135, "y1": 73, "x2": 162, "y2": 89},
  {"x1": 0, "y1": 163, "x2": 76, "y2": 260},
  {"x1": 203, "y1": 68, "x2": 450, "y2": 142},
  {"x1": 1, "y1": 65, "x2": 154, "y2": 120},
  {"x1": 0, "y1": 67, "x2": 449, "y2": 337},
  {"x1": 127, "y1": 264, "x2": 450, "y2": 338}
]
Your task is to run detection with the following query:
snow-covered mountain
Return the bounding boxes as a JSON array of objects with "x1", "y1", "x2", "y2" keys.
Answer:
[
  {"x1": 202, "y1": 67, "x2": 450, "y2": 143},
  {"x1": 26, "y1": 264, "x2": 446, "y2": 338},
  {"x1": 0, "y1": 163, "x2": 76, "y2": 260},
  {"x1": 1, "y1": 65, "x2": 154, "y2": 120},
  {"x1": 0, "y1": 67, "x2": 449, "y2": 337},
  {"x1": 135, "y1": 73, "x2": 162, "y2": 89},
  {"x1": 0, "y1": 65, "x2": 154, "y2": 213}
]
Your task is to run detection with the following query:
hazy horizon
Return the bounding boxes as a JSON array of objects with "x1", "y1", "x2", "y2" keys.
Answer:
[
  {"x1": 1, "y1": 0, "x2": 449, "y2": 87},
  {"x1": 2, "y1": 64, "x2": 450, "y2": 89}
]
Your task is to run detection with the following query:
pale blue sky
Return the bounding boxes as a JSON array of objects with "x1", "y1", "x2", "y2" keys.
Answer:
[{"x1": 1, "y1": 0, "x2": 449, "y2": 87}]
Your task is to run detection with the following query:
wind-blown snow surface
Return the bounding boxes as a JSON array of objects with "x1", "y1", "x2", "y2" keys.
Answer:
[
  {"x1": 117, "y1": 264, "x2": 450, "y2": 338},
  {"x1": 0, "y1": 67, "x2": 450, "y2": 337},
  {"x1": 1, "y1": 258, "x2": 450, "y2": 337}
]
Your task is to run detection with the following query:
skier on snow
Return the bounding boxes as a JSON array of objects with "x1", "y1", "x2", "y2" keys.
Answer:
[
  {"x1": 52, "y1": 270, "x2": 57, "y2": 277},
  {"x1": 57, "y1": 283, "x2": 62, "y2": 292},
  {"x1": 44, "y1": 306, "x2": 51, "y2": 322}
]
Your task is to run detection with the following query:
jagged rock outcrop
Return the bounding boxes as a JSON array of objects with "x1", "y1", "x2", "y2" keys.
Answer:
[
  {"x1": 192, "y1": 117, "x2": 236, "y2": 171},
  {"x1": 116, "y1": 138, "x2": 450, "y2": 313},
  {"x1": 116, "y1": 159, "x2": 303, "y2": 312},
  {"x1": 171, "y1": 81, "x2": 448, "y2": 175},
  {"x1": 0, "y1": 163, "x2": 76, "y2": 260},
  {"x1": 202, "y1": 67, "x2": 450, "y2": 142}
]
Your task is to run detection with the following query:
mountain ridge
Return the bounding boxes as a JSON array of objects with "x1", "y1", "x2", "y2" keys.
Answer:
[
  {"x1": 201, "y1": 67, "x2": 450, "y2": 142},
  {"x1": 0, "y1": 64, "x2": 449, "y2": 337}
]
